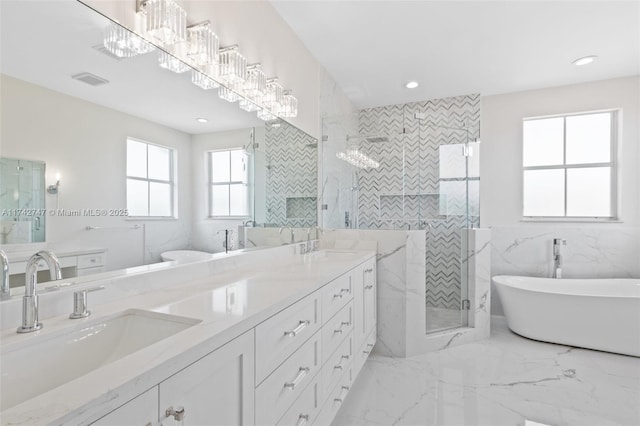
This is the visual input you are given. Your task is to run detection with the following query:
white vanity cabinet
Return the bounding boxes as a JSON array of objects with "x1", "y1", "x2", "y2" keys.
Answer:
[
  {"x1": 86, "y1": 254, "x2": 377, "y2": 426},
  {"x1": 352, "y1": 257, "x2": 377, "y2": 376},
  {"x1": 91, "y1": 330, "x2": 255, "y2": 426}
]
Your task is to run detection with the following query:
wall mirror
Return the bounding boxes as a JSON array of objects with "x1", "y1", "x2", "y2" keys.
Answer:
[{"x1": 0, "y1": 0, "x2": 317, "y2": 291}]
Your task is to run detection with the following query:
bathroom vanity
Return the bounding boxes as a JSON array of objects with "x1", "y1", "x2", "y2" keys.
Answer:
[{"x1": 0, "y1": 244, "x2": 376, "y2": 425}]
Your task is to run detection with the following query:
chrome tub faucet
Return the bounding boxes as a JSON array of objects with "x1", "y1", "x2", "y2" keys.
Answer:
[
  {"x1": 1, "y1": 250, "x2": 9, "y2": 298},
  {"x1": 17, "y1": 250, "x2": 62, "y2": 333},
  {"x1": 553, "y1": 238, "x2": 567, "y2": 279}
]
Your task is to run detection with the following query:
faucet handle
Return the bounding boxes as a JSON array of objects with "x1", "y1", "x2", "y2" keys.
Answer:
[
  {"x1": 69, "y1": 286, "x2": 105, "y2": 319},
  {"x1": 553, "y1": 238, "x2": 567, "y2": 245}
]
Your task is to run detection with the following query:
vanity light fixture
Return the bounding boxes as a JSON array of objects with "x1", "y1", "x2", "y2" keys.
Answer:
[
  {"x1": 572, "y1": 55, "x2": 597, "y2": 66},
  {"x1": 257, "y1": 108, "x2": 277, "y2": 121},
  {"x1": 47, "y1": 172, "x2": 61, "y2": 194},
  {"x1": 280, "y1": 90, "x2": 299, "y2": 118},
  {"x1": 187, "y1": 21, "x2": 219, "y2": 66},
  {"x1": 218, "y1": 45, "x2": 247, "y2": 85},
  {"x1": 195, "y1": 118, "x2": 208, "y2": 123},
  {"x1": 405, "y1": 81, "x2": 419, "y2": 89},
  {"x1": 137, "y1": 0, "x2": 187, "y2": 46},
  {"x1": 104, "y1": 23, "x2": 155, "y2": 58},
  {"x1": 192, "y1": 69, "x2": 219, "y2": 90},
  {"x1": 158, "y1": 51, "x2": 190, "y2": 73},
  {"x1": 264, "y1": 78, "x2": 284, "y2": 115}
]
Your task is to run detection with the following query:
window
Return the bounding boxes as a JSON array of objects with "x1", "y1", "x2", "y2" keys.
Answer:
[
  {"x1": 208, "y1": 149, "x2": 249, "y2": 217},
  {"x1": 522, "y1": 111, "x2": 617, "y2": 219},
  {"x1": 126, "y1": 138, "x2": 175, "y2": 217}
]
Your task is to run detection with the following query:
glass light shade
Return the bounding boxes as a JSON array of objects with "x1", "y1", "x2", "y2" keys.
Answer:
[
  {"x1": 280, "y1": 90, "x2": 298, "y2": 118},
  {"x1": 244, "y1": 64, "x2": 267, "y2": 102},
  {"x1": 218, "y1": 86, "x2": 241, "y2": 103},
  {"x1": 141, "y1": 0, "x2": 187, "y2": 45},
  {"x1": 158, "y1": 51, "x2": 190, "y2": 73},
  {"x1": 218, "y1": 46, "x2": 247, "y2": 84},
  {"x1": 187, "y1": 22, "x2": 219, "y2": 66},
  {"x1": 104, "y1": 23, "x2": 155, "y2": 58},
  {"x1": 257, "y1": 109, "x2": 277, "y2": 121},
  {"x1": 239, "y1": 98, "x2": 261, "y2": 112},
  {"x1": 264, "y1": 78, "x2": 284, "y2": 114},
  {"x1": 192, "y1": 70, "x2": 219, "y2": 90}
]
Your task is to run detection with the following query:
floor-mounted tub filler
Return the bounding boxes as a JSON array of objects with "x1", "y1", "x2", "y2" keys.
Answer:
[{"x1": 493, "y1": 275, "x2": 640, "y2": 357}]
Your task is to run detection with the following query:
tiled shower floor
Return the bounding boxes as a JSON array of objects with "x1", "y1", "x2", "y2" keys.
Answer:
[
  {"x1": 333, "y1": 317, "x2": 640, "y2": 426},
  {"x1": 426, "y1": 306, "x2": 463, "y2": 332}
]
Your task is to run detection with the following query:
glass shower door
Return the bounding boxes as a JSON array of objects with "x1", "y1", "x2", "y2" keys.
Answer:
[{"x1": 418, "y1": 118, "x2": 479, "y2": 333}]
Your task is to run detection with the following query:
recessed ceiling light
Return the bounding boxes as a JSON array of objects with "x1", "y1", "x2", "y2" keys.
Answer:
[
  {"x1": 572, "y1": 56, "x2": 597, "y2": 66},
  {"x1": 196, "y1": 118, "x2": 208, "y2": 123},
  {"x1": 405, "y1": 81, "x2": 419, "y2": 89}
]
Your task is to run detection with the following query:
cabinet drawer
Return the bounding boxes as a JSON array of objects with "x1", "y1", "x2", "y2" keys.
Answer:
[
  {"x1": 321, "y1": 301, "x2": 353, "y2": 364},
  {"x1": 276, "y1": 375, "x2": 321, "y2": 426},
  {"x1": 321, "y1": 332, "x2": 353, "y2": 400},
  {"x1": 77, "y1": 253, "x2": 105, "y2": 269},
  {"x1": 314, "y1": 367, "x2": 352, "y2": 426},
  {"x1": 76, "y1": 266, "x2": 105, "y2": 276},
  {"x1": 256, "y1": 331, "x2": 322, "y2": 426},
  {"x1": 355, "y1": 328, "x2": 376, "y2": 377},
  {"x1": 321, "y1": 273, "x2": 352, "y2": 324},
  {"x1": 91, "y1": 387, "x2": 157, "y2": 426},
  {"x1": 256, "y1": 291, "x2": 321, "y2": 384}
]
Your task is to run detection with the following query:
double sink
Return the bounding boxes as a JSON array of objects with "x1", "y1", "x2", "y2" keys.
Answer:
[{"x1": 0, "y1": 249, "x2": 364, "y2": 412}]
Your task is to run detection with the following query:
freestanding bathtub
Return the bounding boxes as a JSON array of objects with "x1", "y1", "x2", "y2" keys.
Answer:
[{"x1": 493, "y1": 275, "x2": 640, "y2": 357}]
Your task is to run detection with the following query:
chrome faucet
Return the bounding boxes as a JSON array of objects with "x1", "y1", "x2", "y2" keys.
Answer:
[
  {"x1": 552, "y1": 238, "x2": 567, "y2": 279},
  {"x1": 279, "y1": 226, "x2": 295, "y2": 244},
  {"x1": 0, "y1": 250, "x2": 9, "y2": 298},
  {"x1": 17, "y1": 250, "x2": 62, "y2": 333},
  {"x1": 304, "y1": 226, "x2": 323, "y2": 253}
]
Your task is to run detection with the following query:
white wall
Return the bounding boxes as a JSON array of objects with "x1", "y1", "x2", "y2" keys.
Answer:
[
  {"x1": 481, "y1": 76, "x2": 640, "y2": 315},
  {"x1": 0, "y1": 74, "x2": 192, "y2": 269},
  {"x1": 190, "y1": 128, "x2": 260, "y2": 253}
]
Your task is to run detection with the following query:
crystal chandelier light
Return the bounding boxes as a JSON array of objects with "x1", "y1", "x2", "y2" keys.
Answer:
[
  {"x1": 138, "y1": 0, "x2": 187, "y2": 46},
  {"x1": 280, "y1": 90, "x2": 298, "y2": 118},
  {"x1": 257, "y1": 108, "x2": 277, "y2": 121},
  {"x1": 244, "y1": 64, "x2": 267, "y2": 102},
  {"x1": 336, "y1": 148, "x2": 380, "y2": 169},
  {"x1": 218, "y1": 86, "x2": 242, "y2": 103},
  {"x1": 218, "y1": 45, "x2": 247, "y2": 85},
  {"x1": 187, "y1": 21, "x2": 218, "y2": 66},
  {"x1": 104, "y1": 23, "x2": 156, "y2": 58},
  {"x1": 192, "y1": 70, "x2": 219, "y2": 90},
  {"x1": 264, "y1": 78, "x2": 284, "y2": 115},
  {"x1": 158, "y1": 51, "x2": 190, "y2": 73}
]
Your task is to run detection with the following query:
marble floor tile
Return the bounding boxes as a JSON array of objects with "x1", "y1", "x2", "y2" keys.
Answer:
[{"x1": 333, "y1": 318, "x2": 640, "y2": 426}]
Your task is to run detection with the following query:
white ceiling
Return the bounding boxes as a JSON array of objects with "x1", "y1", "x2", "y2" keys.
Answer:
[
  {"x1": 271, "y1": 1, "x2": 640, "y2": 109},
  {"x1": 0, "y1": 0, "x2": 261, "y2": 135}
]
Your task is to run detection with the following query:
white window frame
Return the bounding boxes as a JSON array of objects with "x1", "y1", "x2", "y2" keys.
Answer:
[
  {"x1": 126, "y1": 137, "x2": 177, "y2": 219},
  {"x1": 207, "y1": 148, "x2": 250, "y2": 219},
  {"x1": 522, "y1": 109, "x2": 619, "y2": 221}
]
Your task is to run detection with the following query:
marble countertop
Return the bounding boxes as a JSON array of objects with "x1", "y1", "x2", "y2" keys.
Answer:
[
  {"x1": 0, "y1": 248, "x2": 375, "y2": 426},
  {"x1": 0, "y1": 243, "x2": 107, "y2": 263}
]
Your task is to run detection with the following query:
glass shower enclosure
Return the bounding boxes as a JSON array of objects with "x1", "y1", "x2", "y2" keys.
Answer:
[{"x1": 321, "y1": 99, "x2": 480, "y2": 334}]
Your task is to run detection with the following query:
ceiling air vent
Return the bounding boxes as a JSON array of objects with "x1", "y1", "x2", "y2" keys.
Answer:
[
  {"x1": 92, "y1": 44, "x2": 125, "y2": 61},
  {"x1": 71, "y1": 72, "x2": 109, "y2": 87}
]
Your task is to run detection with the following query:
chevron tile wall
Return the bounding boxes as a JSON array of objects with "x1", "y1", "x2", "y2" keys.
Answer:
[
  {"x1": 264, "y1": 122, "x2": 318, "y2": 228},
  {"x1": 356, "y1": 94, "x2": 481, "y2": 310}
]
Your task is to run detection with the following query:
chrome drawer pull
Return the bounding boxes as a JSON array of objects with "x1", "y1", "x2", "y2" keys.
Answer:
[
  {"x1": 363, "y1": 342, "x2": 375, "y2": 354},
  {"x1": 284, "y1": 367, "x2": 310, "y2": 390},
  {"x1": 334, "y1": 385, "x2": 350, "y2": 404},
  {"x1": 284, "y1": 320, "x2": 310, "y2": 337},
  {"x1": 165, "y1": 406, "x2": 185, "y2": 422},
  {"x1": 364, "y1": 268, "x2": 373, "y2": 274},
  {"x1": 334, "y1": 321, "x2": 350, "y2": 334},
  {"x1": 333, "y1": 288, "x2": 350, "y2": 299},
  {"x1": 296, "y1": 414, "x2": 309, "y2": 426},
  {"x1": 334, "y1": 353, "x2": 350, "y2": 370},
  {"x1": 364, "y1": 284, "x2": 374, "y2": 290}
]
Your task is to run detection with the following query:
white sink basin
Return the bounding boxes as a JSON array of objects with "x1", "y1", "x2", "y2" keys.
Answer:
[{"x1": 0, "y1": 309, "x2": 201, "y2": 410}]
